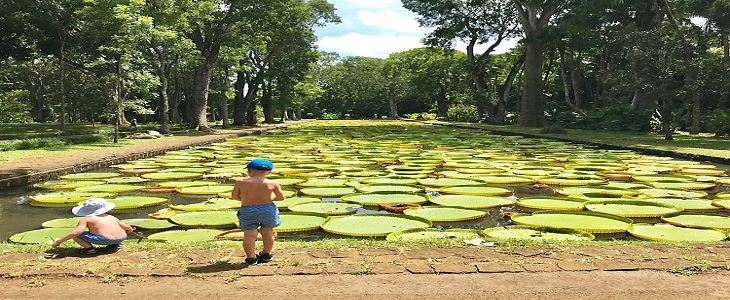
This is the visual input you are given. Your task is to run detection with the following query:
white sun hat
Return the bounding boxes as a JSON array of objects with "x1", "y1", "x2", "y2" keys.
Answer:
[{"x1": 72, "y1": 198, "x2": 116, "y2": 216}]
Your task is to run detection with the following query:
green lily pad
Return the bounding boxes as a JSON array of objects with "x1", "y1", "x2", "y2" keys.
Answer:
[
  {"x1": 536, "y1": 176, "x2": 606, "y2": 186},
  {"x1": 157, "y1": 181, "x2": 216, "y2": 188},
  {"x1": 270, "y1": 178, "x2": 307, "y2": 186},
  {"x1": 321, "y1": 214, "x2": 432, "y2": 237},
  {"x1": 661, "y1": 213, "x2": 730, "y2": 230},
  {"x1": 177, "y1": 185, "x2": 234, "y2": 195},
  {"x1": 483, "y1": 226, "x2": 594, "y2": 241},
  {"x1": 403, "y1": 206, "x2": 487, "y2": 222},
  {"x1": 341, "y1": 192, "x2": 429, "y2": 206},
  {"x1": 510, "y1": 210, "x2": 633, "y2": 233},
  {"x1": 417, "y1": 178, "x2": 484, "y2": 187},
  {"x1": 41, "y1": 217, "x2": 83, "y2": 228},
  {"x1": 714, "y1": 191, "x2": 730, "y2": 199},
  {"x1": 141, "y1": 172, "x2": 203, "y2": 180},
  {"x1": 59, "y1": 172, "x2": 120, "y2": 181},
  {"x1": 108, "y1": 196, "x2": 169, "y2": 209},
  {"x1": 473, "y1": 175, "x2": 534, "y2": 184},
  {"x1": 355, "y1": 184, "x2": 424, "y2": 193},
  {"x1": 34, "y1": 180, "x2": 107, "y2": 190},
  {"x1": 516, "y1": 197, "x2": 586, "y2": 211},
  {"x1": 168, "y1": 198, "x2": 241, "y2": 211},
  {"x1": 555, "y1": 186, "x2": 639, "y2": 197},
  {"x1": 105, "y1": 177, "x2": 150, "y2": 184},
  {"x1": 643, "y1": 198, "x2": 721, "y2": 211},
  {"x1": 299, "y1": 187, "x2": 357, "y2": 197},
  {"x1": 275, "y1": 197, "x2": 322, "y2": 209},
  {"x1": 386, "y1": 228, "x2": 484, "y2": 242},
  {"x1": 74, "y1": 184, "x2": 145, "y2": 193},
  {"x1": 9, "y1": 227, "x2": 80, "y2": 244},
  {"x1": 146, "y1": 229, "x2": 224, "y2": 243},
  {"x1": 298, "y1": 178, "x2": 349, "y2": 187},
  {"x1": 584, "y1": 200, "x2": 682, "y2": 218},
  {"x1": 360, "y1": 177, "x2": 419, "y2": 185},
  {"x1": 713, "y1": 199, "x2": 730, "y2": 209},
  {"x1": 30, "y1": 191, "x2": 115, "y2": 204},
  {"x1": 276, "y1": 213, "x2": 327, "y2": 232},
  {"x1": 637, "y1": 188, "x2": 708, "y2": 198},
  {"x1": 649, "y1": 181, "x2": 717, "y2": 190},
  {"x1": 121, "y1": 218, "x2": 176, "y2": 229},
  {"x1": 169, "y1": 211, "x2": 238, "y2": 227},
  {"x1": 627, "y1": 223, "x2": 727, "y2": 242},
  {"x1": 288, "y1": 202, "x2": 361, "y2": 215},
  {"x1": 438, "y1": 185, "x2": 512, "y2": 196},
  {"x1": 427, "y1": 195, "x2": 515, "y2": 209}
]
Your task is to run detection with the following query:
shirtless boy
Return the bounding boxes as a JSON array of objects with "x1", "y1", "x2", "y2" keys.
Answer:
[
  {"x1": 52, "y1": 198, "x2": 134, "y2": 255},
  {"x1": 231, "y1": 158, "x2": 286, "y2": 265}
]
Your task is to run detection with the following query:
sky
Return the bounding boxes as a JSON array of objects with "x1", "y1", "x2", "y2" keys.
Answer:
[{"x1": 314, "y1": 0, "x2": 519, "y2": 58}]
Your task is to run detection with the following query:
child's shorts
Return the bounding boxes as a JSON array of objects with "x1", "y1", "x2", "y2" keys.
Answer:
[
  {"x1": 77, "y1": 232, "x2": 127, "y2": 245},
  {"x1": 237, "y1": 203, "x2": 281, "y2": 230}
]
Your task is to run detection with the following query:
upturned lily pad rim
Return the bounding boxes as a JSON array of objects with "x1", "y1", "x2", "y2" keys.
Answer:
[
  {"x1": 340, "y1": 191, "x2": 430, "y2": 206},
  {"x1": 288, "y1": 202, "x2": 362, "y2": 215},
  {"x1": 516, "y1": 197, "x2": 587, "y2": 211},
  {"x1": 9, "y1": 227, "x2": 83, "y2": 244},
  {"x1": 385, "y1": 228, "x2": 484, "y2": 242},
  {"x1": 627, "y1": 223, "x2": 728, "y2": 242},
  {"x1": 402, "y1": 206, "x2": 487, "y2": 222},
  {"x1": 583, "y1": 200, "x2": 683, "y2": 217},
  {"x1": 276, "y1": 212, "x2": 328, "y2": 232},
  {"x1": 121, "y1": 218, "x2": 177, "y2": 229},
  {"x1": 511, "y1": 210, "x2": 633, "y2": 233},
  {"x1": 438, "y1": 185, "x2": 513, "y2": 196},
  {"x1": 483, "y1": 225, "x2": 595, "y2": 241},
  {"x1": 427, "y1": 194, "x2": 516, "y2": 208},
  {"x1": 321, "y1": 214, "x2": 433, "y2": 237},
  {"x1": 169, "y1": 211, "x2": 238, "y2": 227},
  {"x1": 41, "y1": 217, "x2": 83, "y2": 228},
  {"x1": 661, "y1": 212, "x2": 730, "y2": 230}
]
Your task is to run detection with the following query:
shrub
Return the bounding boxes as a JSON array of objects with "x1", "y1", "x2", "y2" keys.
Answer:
[
  {"x1": 705, "y1": 110, "x2": 730, "y2": 136},
  {"x1": 445, "y1": 104, "x2": 480, "y2": 123}
]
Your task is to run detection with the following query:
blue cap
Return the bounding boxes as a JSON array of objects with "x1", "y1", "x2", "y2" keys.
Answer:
[{"x1": 246, "y1": 158, "x2": 273, "y2": 171}]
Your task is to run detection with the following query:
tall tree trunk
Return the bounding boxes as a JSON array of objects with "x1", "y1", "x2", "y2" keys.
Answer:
[
  {"x1": 496, "y1": 53, "x2": 525, "y2": 124},
  {"x1": 245, "y1": 98, "x2": 258, "y2": 126},
  {"x1": 262, "y1": 82, "x2": 275, "y2": 123},
  {"x1": 436, "y1": 84, "x2": 448, "y2": 118},
  {"x1": 519, "y1": 42, "x2": 546, "y2": 127},
  {"x1": 571, "y1": 54, "x2": 583, "y2": 109},
  {"x1": 171, "y1": 76, "x2": 181, "y2": 124},
  {"x1": 233, "y1": 71, "x2": 246, "y2": 125},
  {"x1": 153, "y1": 46, "x2": 171, "y2": 134},
  {"x1": 113, "y1": 55, "x2": 122, "y2": 144},
  {"x1": 219, "y1": 68, "x2": 230, "y2": 129},
  {"x1": 387, "y1": 87, "x2": 398, "y2": 119},
  {"x1": 720, "y1": 29, "x2": 729, "y2": 110},
  {"x1": 59, "y1": 39, "x2": 66, "y2": 131},
  {"x1": 189, "y1": 63, "x2": 213, "y2": 130}
]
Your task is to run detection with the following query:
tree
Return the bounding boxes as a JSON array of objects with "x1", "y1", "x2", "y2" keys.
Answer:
[
  {"x1": 403, "y1": 0, "x2": 519, "y2": 123},
  {"x1": 512, "y1": 0, "x2": 562, "y2": 127}
]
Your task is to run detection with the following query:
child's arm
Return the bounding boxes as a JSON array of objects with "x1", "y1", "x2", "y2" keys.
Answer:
[
  {"x1": 51, "y1": 219, "x2": 88, "y2": 248},
  {"x1": 231, "y1": 180, "x2": 242, "y2": 201},
  {"x1": 117, "y1": 219, "x2": 135, "y2": 233},
  {"x1": 271, "y1": 181, "x2": 286, "y2": 201}
]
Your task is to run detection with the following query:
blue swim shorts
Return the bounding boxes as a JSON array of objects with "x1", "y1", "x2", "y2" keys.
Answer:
[
  {"x1": 237, "y1": 203, "x2": 281, "y2": 230},
  {"x1": 77, "y1": 232, "x2": 127, "y2": 245}
]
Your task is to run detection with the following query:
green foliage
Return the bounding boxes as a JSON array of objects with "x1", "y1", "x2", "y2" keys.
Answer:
[
  {"x1": 549, "y1": 106, "x2": 652, "y2": 132},
  {"x1": 445, "y1": 104, "x2": 479, "y2": 123},
  {"x1": 405, "y1": 113, "x2": 437, "y2": 121},
  {"x1": 705, "y1": 110, "x2": 730, "y2": 136},
  {"x1": 0, "y1": 90, "x2": 33, "y2": 123}
]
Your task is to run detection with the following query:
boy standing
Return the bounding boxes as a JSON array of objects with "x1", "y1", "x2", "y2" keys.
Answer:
[
  {"x1": 231, "y1": 158, "x2": 286, "y2": 265},
  {"x1": 51, "y1": 198, "x2": 134, "y2": 255}
]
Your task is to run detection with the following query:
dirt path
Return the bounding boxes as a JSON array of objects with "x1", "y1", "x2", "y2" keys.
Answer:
[{"x1": 1, "y1": 120, "x2": 729, "y2": 298}]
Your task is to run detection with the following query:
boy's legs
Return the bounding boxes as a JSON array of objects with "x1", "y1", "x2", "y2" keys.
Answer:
[
  {"x1": 260, "y1": 228, "x2": 275, "y2": 254},
  {"x1": 242, "y1": 229, "x2": 259, "y2": 259},
  {"x1": 72, "y1": 236, "x2": 93, "y2": 248}
]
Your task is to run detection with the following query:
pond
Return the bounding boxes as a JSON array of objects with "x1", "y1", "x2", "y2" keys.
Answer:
[{"x1": 2, "y1": 120, "x2": 729, "y2": 243}]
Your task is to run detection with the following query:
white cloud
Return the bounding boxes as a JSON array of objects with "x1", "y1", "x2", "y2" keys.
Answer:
[
  {"x1": 318, "y1": 33, "x2": 425, "y2": 58},
  {"x1": 358, "y1": 10, "x2": 431, "y2": 34},
  {"x1": 338, "y1": 0, "x2": 401, "y2": 9}
]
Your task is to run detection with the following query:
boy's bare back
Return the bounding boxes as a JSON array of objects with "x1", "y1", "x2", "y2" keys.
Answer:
[
  {"x1": 232, "y1": 175, "x2": 286, "y2": 206},
  {"x1": 81, "y1": 214, "x2": 129, "y2": 240}
]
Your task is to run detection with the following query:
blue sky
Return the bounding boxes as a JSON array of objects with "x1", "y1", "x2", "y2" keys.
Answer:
[{"x1": 315, "y1": 0, "x2": 518, "y2": 58}]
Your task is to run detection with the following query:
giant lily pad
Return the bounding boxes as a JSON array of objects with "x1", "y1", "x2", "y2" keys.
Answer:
[
  {"x1": 146, "y1": 229, "x2": 224, "y2": 243},
  {"x1": 643, "y1": 198, "x2": 721, "y2": 211},
  {"x1": 427, "y1": 194, "x2": 515, "y2": 209},
  {"x1": 474, "y1": 175, "x2": 534, "y2": 184},
  {"x1": 386, "y1": 228, "x2": 483, "y2": 242},
  {"x1": 637, "y1": 188, "x2": 707, "y2": 198},
  {"x1": 59, "y1": 172, "x2": 120, "y2": 181},
  {"x1": 360, "y1": 177, "x2": 419, "y2": 185},
  {"x1": 275, "y1": 197, "x2": 321, "y2": 209},
  {"x1": 168, "y1": 198, "x2": 240, "y2": 211},
  {"x1": 403, "y1": 206, "x2": 487, "y2": 222},
  {"x1": 105, "y1": 177, "x2": 150, "y2": 184},
  {"x1": 30, "y1": 191, "x2": 115, "y2": 204},
  {"x1": 584, "y1": 200, "x2": 682, "y2": 218},
  {"x1": 321, "y1": 214, "x2": 432, "y2": 237},
  {"x1": 75, "y1": 184, "x2": 145, "y2": 193},
  {"x1": 121, "y1": 218, "x2": 176, "y2": 229},
  {"x1": 483, "y1": 226, "x2": 594, "y2": 241},
  {"x1": 177, "y1": 185, "x2": 234, "y2": 195},
  {"x1": 355, "y1": 184, "x2": 424, "y2": 193},
  {"x1": 141, "y1": 172, "x2": 202, "y2": 180},
  {"x1": 9, "y1": 227, "x2": 79, "y2": 244},
  {"x1": 516, "y1": 197, "x2": 586, "y2": 211},
  {"x1": 649, "y1": 181, "x2": 717, "y2": 190},
  {"x1": 438, "y1": 185, "x2": 512, "y2": 196},
  {"x1": 555, "y1": 186, "x2": 639, "y2": 197},
  {"x1": 107, "y1": 196, "x2": 169, "y2": 209},
  {"x1": 661, "y1": 213, "x2": 730, "y2": 230},
  {"x1": 288, "y1": 202, "x2": 361, "y2": 215},
  {"x1": 299, "y1": 187, "x2": 357, "y2": 197},
  {"x1": 341, "y1": 192, "x2": 429, "y2": 206},
  {"x1": 713, "y1": 199, "x2": 730, "y2": 209},
  {"x1": 41, "y1": 217, "x2": 83, "y2": 228},
  {"x1": 510, "y1": 210, "x2": 632, "y2": 233},
  {"x1": 417, "y1": 178, "x2": 484, "y2": 187},
  {"x1": 536, "y1": 176, "x2": 606, "y2": 186},
  {"x1": 298, "y1": 178, "x2": 349, "y2": 187},
  {"x1": 276, "y1": 213, "x2": 327, "y2": 232},
  {"x1": 627, "y1": 223, "x2": 727, "y2": 242},
  {"x1": 34, "y1": 180, "x2": 107, "y2": 190},
  {"x1": 169, "y1": 211, "x2": 238, "y2": 227}
]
